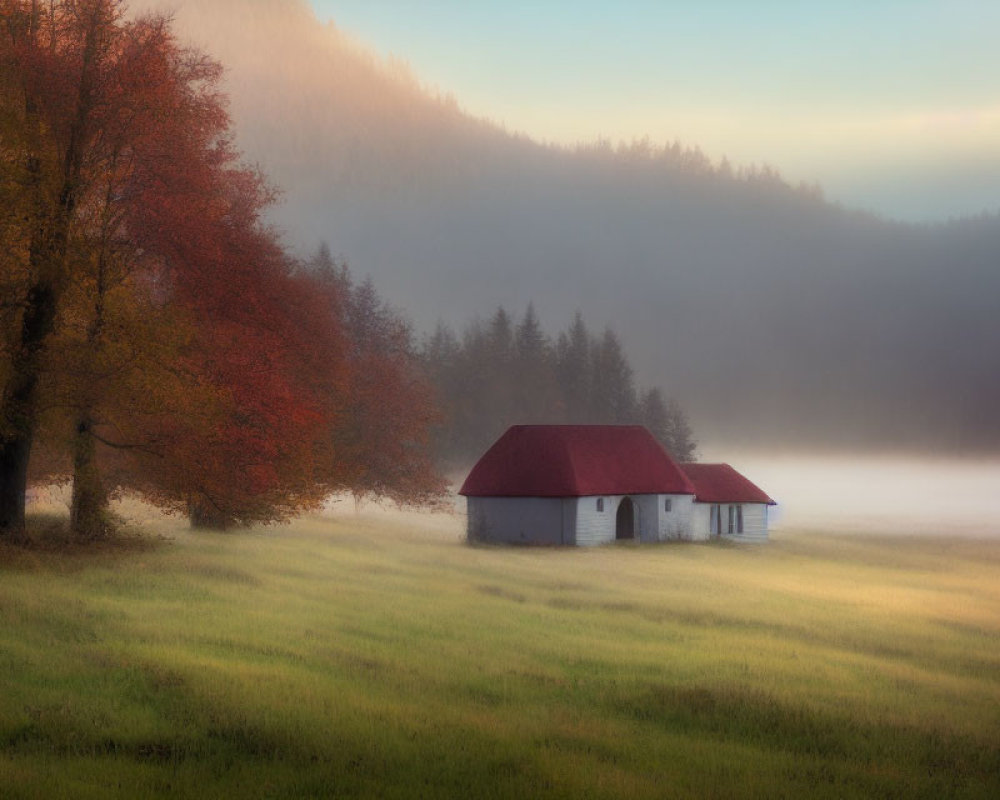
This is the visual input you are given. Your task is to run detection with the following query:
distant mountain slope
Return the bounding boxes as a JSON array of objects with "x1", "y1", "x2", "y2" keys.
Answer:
[{"x1": 132, "y1": 0, "x2": 1000, "y2": 450}]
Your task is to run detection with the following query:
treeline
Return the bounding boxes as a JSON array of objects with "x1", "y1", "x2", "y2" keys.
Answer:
[
  {"x1": 0, "y1": 1, "x2": 442, "y2": 543},
  {"x1": 420, "y1": 306, "x2": 695, "y2": 467}
]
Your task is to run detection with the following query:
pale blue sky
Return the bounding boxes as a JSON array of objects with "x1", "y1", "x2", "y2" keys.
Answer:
[{"x1": 309, "y1": 1, "x2": 1000, "y2": 220}]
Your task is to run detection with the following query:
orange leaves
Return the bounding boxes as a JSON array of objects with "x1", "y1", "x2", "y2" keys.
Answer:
[
  {"x1": 318, "y1": 262, "x2": 446, "y2": 507},
  {"x1": 4, "y1": 1, "x2": 443, "y2": 531}
]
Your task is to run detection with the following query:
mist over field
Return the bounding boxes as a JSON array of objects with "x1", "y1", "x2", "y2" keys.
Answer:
[
  {"x1": 129, "y1": 0, "x2": 1000, "y2": 453},
  {"x1": 313, "y1": 453, "x2": 1000, "y2": 541},
  {"x1": 697, "y1": 452, "x2": 1000, "y2": 538}
]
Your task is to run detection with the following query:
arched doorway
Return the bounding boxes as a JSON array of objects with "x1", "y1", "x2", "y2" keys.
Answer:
[{"x1": 616, "y1": 497, "x2": 635, "y2": 540}]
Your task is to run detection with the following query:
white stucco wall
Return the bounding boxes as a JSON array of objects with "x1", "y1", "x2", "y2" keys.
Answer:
[
  {"x1": 690, "y1": 502, "x2": 770, "y2": 542},
  {"x1": 467, "y1": 495, "x2": 773, "y2": 545},
  {"x1": 656, "y1": 494, "x2": 696, "y2": 541},
  {"x1": 574, "y1": 493, "x2": 696, "y2": 546},
  {"x1": 690, "y1": 502, "x2": 713, "y2": 541},
  {"x1": 574, "y1": 494, "x2": 622, "y2": 546},
  {"x1": 728, "y1": 503, "x2": 769, "y2": 542},
  {"x1": 466, "y1": 496, "x2": 576, "y2": 545}
]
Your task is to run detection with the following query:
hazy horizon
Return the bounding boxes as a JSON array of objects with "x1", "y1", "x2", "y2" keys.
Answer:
[
  {"x1": 311, "y1": 0, "x2": 1000, "y2": 224},
  {"x1": 131, "y1": 0, "x2": 1000, "y2": 224}
]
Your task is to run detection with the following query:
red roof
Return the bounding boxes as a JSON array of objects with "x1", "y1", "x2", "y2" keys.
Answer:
[
  {"x1": 680, "y1": 463, "x2": 776, "y2": 505},
  {"x1": 460, "y1": 425, "x2": 695, "y2": 497}
]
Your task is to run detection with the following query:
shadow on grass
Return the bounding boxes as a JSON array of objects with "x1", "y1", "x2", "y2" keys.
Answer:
[
  {"x1": 615, "y1": 681, "x2": 1000, "y2": 793},
  {"x1": 0, "y1": 513, "x2": 169, "y2": 570}
]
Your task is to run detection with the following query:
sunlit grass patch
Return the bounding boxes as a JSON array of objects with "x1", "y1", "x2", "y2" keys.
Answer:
[{"x1": 1, "y1": 510, "x2": 999, "y2": 798}]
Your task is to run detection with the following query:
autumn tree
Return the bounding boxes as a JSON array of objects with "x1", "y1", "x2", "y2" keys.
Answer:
[
  {"x1": 0, "y1": 0, "x2": 125, "y2": 539},
  {"x1": 40, "y1": 239, "x2": 208, "y2": 538},
  {"x1": 304, "y1": 247, "x2": 444, "y2": 507},
  {"x1": 139, "y1": 265, "x2": 345, "y2": 530},
  {"x1": 1, "y1": 1, "x2": 353, "y2": 537},
  {"x1": 32, "y1": 10, "x2": 228, "y2": 536},
  {"x1": 121, "y1": 169, "x2": 348, "y2": 529}
]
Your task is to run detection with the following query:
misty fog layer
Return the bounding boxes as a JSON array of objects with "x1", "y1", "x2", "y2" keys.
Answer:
[
  {"x1": 133, "y1": 0, "x2": 1000, "y2": 451},
  {"x1": 709, "y1": 453, "x2": 1000, "y2": 538}
]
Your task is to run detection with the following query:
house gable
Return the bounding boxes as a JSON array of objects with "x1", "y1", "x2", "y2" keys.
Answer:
[{"x1": 679, "y1": 463, "x2": 775, "y2": 505}]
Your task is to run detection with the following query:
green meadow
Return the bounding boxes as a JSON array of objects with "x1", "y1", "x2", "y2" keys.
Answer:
[{"x1": 1, "y1": 508, "x2": 999, "y2": 799}]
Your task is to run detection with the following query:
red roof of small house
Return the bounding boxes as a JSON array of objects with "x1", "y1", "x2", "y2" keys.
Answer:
[
  {"x1": 459, "y1": 425, "x2": 696, "y2": 497},
  {"x1": 680, "y1": 463, "x2": 776, "y2": 505}
]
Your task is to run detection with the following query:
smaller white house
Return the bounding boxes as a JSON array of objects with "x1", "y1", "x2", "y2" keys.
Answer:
[
  {"x1": 680, "y1": 462, "x2": 776, "y2": 543},
  {"x1": 460, "y1": 425, "x2": 775, "y2": 546}
]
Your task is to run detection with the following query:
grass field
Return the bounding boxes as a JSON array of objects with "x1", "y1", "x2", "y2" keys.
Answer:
[{"x1": 1, "y1": 506, "x2": 999, "y2": 798}]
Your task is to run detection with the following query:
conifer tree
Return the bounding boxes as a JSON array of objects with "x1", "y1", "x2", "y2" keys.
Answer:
[
  {"x1": 555, "y1": 312, "x2": 592, "y2": 423},
  {"x1": 419, "y1": 306, "x2": 696, "y2": 466}
]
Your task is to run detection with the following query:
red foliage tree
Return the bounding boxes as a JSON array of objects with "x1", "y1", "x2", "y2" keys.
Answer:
[
  {"x1": 1, "y1": 1, "x2": 348, "y2": 536},
  {"x1": 311, "y1": 250, "x2": 446, "y2": 508},
  {"x1": 3, "y1": 1, "x2": 443, "y2": 538},
  {"x1": 78, "y1": 13, "x2": 350, "y2": 529},
  {"x1": 1, "y1": 0, "x2": 109, "y2": 538}
]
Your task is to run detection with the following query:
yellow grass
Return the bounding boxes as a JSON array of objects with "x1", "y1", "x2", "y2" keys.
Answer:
[{"x1": 1, "y1": 505, "x2": 998, "y2": 798}]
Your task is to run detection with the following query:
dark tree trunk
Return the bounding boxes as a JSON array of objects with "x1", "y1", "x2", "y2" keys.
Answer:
[
  {"x1": 0, "y1": 434, "x2": 32, "y2": 544},
  {"x1": 0, "y1": 282, "x2": 57, "y2": 542},
  {"x1": 0, "y1": 3, "x2": 103, "y2": 541},
  {"x1": 188, "y1": 499, "x2": 231, "y2": 531},
  {"x1": 70, "y1": 418, "x2": 110, "y2": 540}
]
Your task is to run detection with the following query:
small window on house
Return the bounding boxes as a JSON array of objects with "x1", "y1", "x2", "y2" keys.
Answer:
[
  {"x1": 737, "y1": 504, "x2": 744, "y2": 534},
  {"x1": 664, "y1": 498, "x2": 672, "y2": 512},
  {"x1": 597, "y1": 497, "x2": 604, "y2": 512},
  {"x1": 728, "y1": 505, "x2": 736, "y2": 534}
]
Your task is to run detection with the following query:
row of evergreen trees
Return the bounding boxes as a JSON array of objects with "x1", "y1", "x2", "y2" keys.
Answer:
[{"x1": 419, "y1": 306, "x2": 696, "y2": 468}]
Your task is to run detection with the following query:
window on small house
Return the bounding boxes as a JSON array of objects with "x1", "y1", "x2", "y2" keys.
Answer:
[
  {"x1": 664, "y1": 498, "x2": 672, "y2": 512},
  {"x1": 728, "y1": 505, "x2": 735, "y2": 534},
  {"x1": 737, "y1": 505, "x2": 744, "y2": 534},
  {"x1": 597, "y1": 498, "x2": 604, "y2": 512}
]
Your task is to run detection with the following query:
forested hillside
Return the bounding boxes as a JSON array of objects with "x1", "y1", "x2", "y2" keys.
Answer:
[{"x1": 129, "y1": 0, "x2": 1000, "y2": 452}]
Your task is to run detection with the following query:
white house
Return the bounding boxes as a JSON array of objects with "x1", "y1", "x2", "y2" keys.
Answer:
[
  {"x1": 680, "y1": 462, "x2": 776, "y2": 543},
  {"x1": 460, "y1": 425, "x2": 775, "y2": 546}
]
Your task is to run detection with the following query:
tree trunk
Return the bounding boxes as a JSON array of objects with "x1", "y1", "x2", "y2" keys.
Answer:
[
  {"x1": 188, "y1": 498, "x2": 231, "y2": 531},
  {"x1": 70, "y1": 418, "x2": 110, "y2": 540},
  {"x1": 0, "y1": 434, "x2": 32, "y2": 545},
  {"x1": 1, "y1": 4, "x2": 103, "y2": 542},
  {"x1": 0, "y1": 282, "x2": 57, "y2": 543}
]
